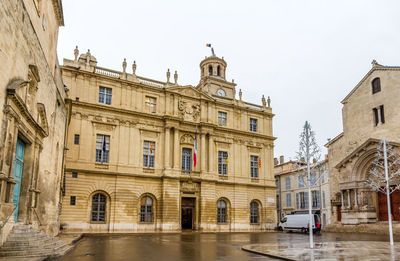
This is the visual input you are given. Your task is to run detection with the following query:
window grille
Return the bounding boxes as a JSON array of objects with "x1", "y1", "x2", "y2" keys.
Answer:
[
  {"x1": 91, "y1": 193, "x2": 106, "y2": 222},
  {"x1": 250, "y1": 118, "x2": 257, "y2": 132},
  {"x1": 217, "y1": 200, "x2": 227, "y2": 223},
  {"x1": 218, "y1": 112, "x2": 227, "y2": 126},
  {"x1": 250, "y1": 201, "x2": 259, "y2": 224},
  {"x1": 140, "y1": 196, "x2": 153, "y2": 222},
  {"x1": 250, "y1": 156, "x2": 259, "y2": 178},
  {"x1": 96, "y1": 135, "x2": 110, "y2": 163},
  {"x1": 145, "y1": 96, "x2": 157, "y2": 113},
  {"x1": 218, "y1": 151, "x2": 228, "y2": 175},
  {"x1": 143, "y1": 141, "x2": 155, "y2": 168},
  {"x1": 99, "y1": 87, "x2": 112, "y2": 105},
  {"x1": 182, "y1": 148, "x2": 192, "y2": 171}
]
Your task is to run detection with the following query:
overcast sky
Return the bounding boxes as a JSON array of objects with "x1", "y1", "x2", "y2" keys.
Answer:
[{"x1": 57, "y1": 0, "x2": 400, "y2": 161}]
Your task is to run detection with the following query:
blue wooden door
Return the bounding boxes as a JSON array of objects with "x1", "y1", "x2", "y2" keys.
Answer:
[{"x1": 12, "y1": 138, "x2": 25, "y2": 222}]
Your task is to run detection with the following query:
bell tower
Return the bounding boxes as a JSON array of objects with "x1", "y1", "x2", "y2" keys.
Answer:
[{"x1": 197, "y1": 47, "x2": 236, "y2": 100}]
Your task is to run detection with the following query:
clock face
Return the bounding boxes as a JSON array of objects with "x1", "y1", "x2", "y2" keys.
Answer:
[{"x1": 217, "y1": 89, "x2": 226, "y2": 97}]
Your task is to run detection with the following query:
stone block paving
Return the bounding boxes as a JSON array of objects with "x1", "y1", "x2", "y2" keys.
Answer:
[{"x1": 242, "y1": 241, "x2": 400, "y2": 260}]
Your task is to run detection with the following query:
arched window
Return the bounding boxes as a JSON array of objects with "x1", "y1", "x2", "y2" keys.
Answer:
[
  {"x1": 140, "y1": 196, "x2": 153, "y2": 222},
  {"x1": 91, "y1": 193, "x2": 106, "y2": 222},
  {"x1": 217, "y1": 199, "x2": 227, "y2": 223},
  {"x1": 217, "y1": 65, "x2": 221, "y2": 76},
  {"x1": 208, "y1": 65, "x2": 213, "y2": 76},
  {"x1": 372, "y1": 77, "x2": 381, "y2": 94},
  {"x1": 250, "y1": 201, "x2": 259, "y2": 224}
]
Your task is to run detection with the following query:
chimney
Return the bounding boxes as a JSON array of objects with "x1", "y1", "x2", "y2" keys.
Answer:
[
  {"x1": 313, "y1": 158, "x2": 317, "y2": 164},
  {"x1": 280, "y1": 155, "x2": 284, "y2": 164},
  {"x1": 274, "y1": 158, "x2": 278, "y2": 165}
]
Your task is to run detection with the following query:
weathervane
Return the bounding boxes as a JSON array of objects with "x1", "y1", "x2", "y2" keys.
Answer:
[{"x1": 206, "y1": 43, "x2": 215, "y2": 56}]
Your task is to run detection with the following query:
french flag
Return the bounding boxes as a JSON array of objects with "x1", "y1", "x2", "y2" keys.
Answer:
[{"x1": 193, "y1": 132, "x2": 197, "y2": 167}]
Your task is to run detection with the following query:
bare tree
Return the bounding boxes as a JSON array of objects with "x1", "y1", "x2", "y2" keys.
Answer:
[
  {"x1": 295, "y1": 121, "x2": 321, "y2": 249},
  {"x1": 366, "y1": 138, "x2": 400, "y2": 246}
]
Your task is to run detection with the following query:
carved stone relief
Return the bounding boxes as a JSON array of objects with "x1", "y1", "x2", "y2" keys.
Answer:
[
  {"x1": 181, "y1": 182, "x2": 199, "y2": 192},
  {"x1": 178, "y1": 99, "x2": 201, "y2": 121},
  {"x1": 180, "y1": 134, "x2": 194, "y2": 145}
]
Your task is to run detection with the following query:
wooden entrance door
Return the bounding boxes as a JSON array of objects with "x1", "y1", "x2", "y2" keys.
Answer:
[
  {"x1": 181, "y1": 197, "x2": 195, "y2": 230},
  {"x1": 12, "y1": 138, "x2": 26, "y2": 222},
  {"x1": 378, "y1": 188, "x2": 400, "y2": 221},
  {"x1": 391, "y1": 190, "x2": 400, "y2": 221},
  {"x1": 378, "y1": 190, "x2": 389, "y2": 221},
  {"x1": 337, "y1": 205, "x2": 341, "y2": 222}
]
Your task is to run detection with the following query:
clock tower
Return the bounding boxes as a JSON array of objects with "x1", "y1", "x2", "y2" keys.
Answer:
[{"x1": 197, "y1": 51, "x2": 236, "y2": 100}]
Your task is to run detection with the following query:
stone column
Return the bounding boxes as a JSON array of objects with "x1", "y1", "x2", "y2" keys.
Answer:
[
  {"x1": 200, "y1": 133, "x2": 206, "y2": 172},
  {"x1": 208, "y1": 134, "x2": 214, "y2": 172},
  {"x1": 354, "y1": 189, "x2": 358, "y2": 207},
  {"x1": 341, "y1": 190, "x2": 344, "y2": 207},
  {"x1": 173, "y1": 128, "x2": 179, "y2": 169},
  {"x1": 347, "y1": 190, "x2": 351, "y2": 208},
  {"x1": 164, "y1": 127, "x2": 170, "y2": 168}
]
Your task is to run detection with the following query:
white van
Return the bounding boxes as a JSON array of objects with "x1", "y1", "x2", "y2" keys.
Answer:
[{"x1": 278, "y1": 214, "x2": 321, "y2": 233}]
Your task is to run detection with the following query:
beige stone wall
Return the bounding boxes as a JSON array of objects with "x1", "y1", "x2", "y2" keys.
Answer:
[
  {"x1": 60, "y1": 51, "x2": 276, "y2": 232},
  {"x1": 327, "y1": 66, "x2": 400, "y2": 224},
  {"x1": 0, "y1": 0, "x2": 66, "y2": 244}
]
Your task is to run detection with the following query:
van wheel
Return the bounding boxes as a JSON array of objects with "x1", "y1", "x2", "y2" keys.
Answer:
[{"x1": 278, "y1": 226, "x2": 283, "y2": 231}]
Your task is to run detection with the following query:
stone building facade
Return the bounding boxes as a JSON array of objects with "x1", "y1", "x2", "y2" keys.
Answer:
[
  {"x1": 274, "y1": 156, "x2": 331, "y2": 226},
  {"x1": 59, "y1": 49, "x2": 277, "y2": 232},
  {"x1": 326, "y1": 61, "x2": 400, "y2": 225},
  {"x1": 0, "y1": 0, "x2": 67, "y2": 244}
]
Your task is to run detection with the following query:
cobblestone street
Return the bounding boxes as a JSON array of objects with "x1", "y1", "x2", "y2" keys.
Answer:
[{"x1": 51, "y1": 232, "x2": 397, "y2": 261}]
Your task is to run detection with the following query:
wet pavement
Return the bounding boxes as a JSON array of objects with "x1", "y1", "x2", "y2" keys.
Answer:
[{"x1": 51, "y1": 232, "x2": 398, "y2": 261}]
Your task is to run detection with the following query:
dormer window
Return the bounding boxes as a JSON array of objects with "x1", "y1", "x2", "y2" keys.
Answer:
[
  {"x1": 217, "y1": 65, "x2": 221, "y2": 76},
  {"x1": 208, "y1": 65, "x2": 213, "y2": 76},
  {"x1": 372, "y1": 78, "x2": 381, "y2": 94}
]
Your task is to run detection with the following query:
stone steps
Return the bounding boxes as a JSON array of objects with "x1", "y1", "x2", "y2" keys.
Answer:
[{"x1": 0, "y1": 223, "x2": 72, "y2": 258}]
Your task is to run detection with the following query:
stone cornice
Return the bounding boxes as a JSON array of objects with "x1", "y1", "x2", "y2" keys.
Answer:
[
  {"x1": 71, "y1": 101, "x2": 276, "y2": 140},
  {"x1": 65, "y1": 167, "x2": 276, "y2": 189},
  {"x1": 61, "y1": 66, "x2": 273, "y2": 117},
  {"x1": 6, "y1": 92, "x2": 48, "y2": 138}
]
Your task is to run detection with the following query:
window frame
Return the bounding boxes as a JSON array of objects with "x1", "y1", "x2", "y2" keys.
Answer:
[
  {"x1": 143, "y1": 141, "x2": 155, "y2": 168},
  {"x1": 372, "y1": 77, "x2": 381, "y2": 94},
  {"x1": 250, "y1": 118, "x2": 258, "y2": 132},
  {"x1": 285, "y1": 177, "x2": 291, "y2": 190},
  {"x1": 182, "y1": 148, "x2": 192, "y2": 171},
  {"x1": 70, "y1": 196, "x2": 76, "y2": 206},
  {"x1": 218, "y1": 151, "x2": 228, "y2": 175},
  {"x1": 74, "y1": 134, "x2": 80, "y2": 145},
  {"x1": 99, "y1": 87, "x2": 112, "y2": 105},
  {"x1": 95, "y1": 134, "x2": 110, "y2": 163},
  {"x1": 218, "y1": 111, "x2": 227, "y2": 126},
  {"x1": 286, "y1": 193, "x2": 291, "y2": 208},
  {"x1": 140, "y1": 196, "x2": 153, "y2": 223},
  {"x1": 91, "y1": 193, "x2": 107, "y2": 222},
  {"x1": 145, "y1": 96, "x2": 157, "y2": 113},
  {"x1": 250, "y1": 201, "x2": 259, "y2": 224},
  {"x1": 250, "y1": 155, "x2": 259, "y2": 178},
  {"x1": 217, "y1": 199, "x2": 227, "y2": 223},
  {"x1": 298, "y1": 174, "x2": 305, "y2": 188}
]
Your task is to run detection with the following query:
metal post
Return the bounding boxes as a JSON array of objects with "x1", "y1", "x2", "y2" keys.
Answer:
[
  {"x1": 383, "y1": 138, "x2": 394, "y2": 246},
  {"x1": 306, "y1": 122, "x2": 313, "y2": 249}
]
